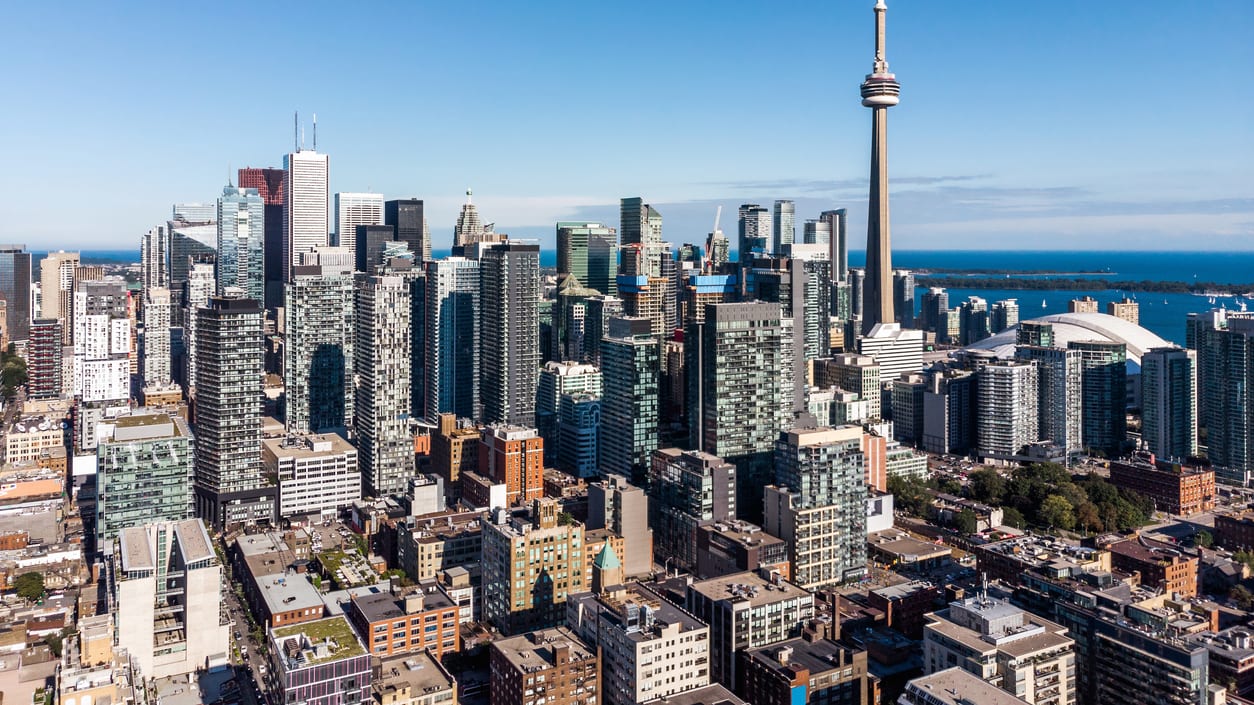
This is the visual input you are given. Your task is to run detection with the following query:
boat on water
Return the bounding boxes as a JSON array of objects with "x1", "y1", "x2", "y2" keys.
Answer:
[{"x1": 1041, "y1": 299, "x2": 1046, "y2": 309}]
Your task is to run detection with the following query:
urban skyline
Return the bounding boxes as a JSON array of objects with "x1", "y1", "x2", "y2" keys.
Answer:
[{"x1": 1, "y1": 2, "x2": 1250, "y2": 251}]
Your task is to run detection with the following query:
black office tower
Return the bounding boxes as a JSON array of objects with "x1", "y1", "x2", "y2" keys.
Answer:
[
  {"x1": 385, "y1": 199, "x2": 429, "y2": 264},
  {"x1": 355, "y1": 224, "x2": 396, "y2": 274}
]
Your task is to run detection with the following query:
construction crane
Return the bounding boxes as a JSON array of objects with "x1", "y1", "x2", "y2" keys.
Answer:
[{"x1": 704, "y1": 205, "x2": 723, "y2": 272}]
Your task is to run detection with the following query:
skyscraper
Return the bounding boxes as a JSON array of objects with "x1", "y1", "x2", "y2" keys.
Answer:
[
  {"x1": 557, "y1": 221, "x2": 617, "y2": 296},
  {"x1": 1069, "y1": 340, "x2": 1128, "y2": 457},
  {"x1": 237, "y1": 166, "x2": 286, "y2": 309},
  {"x1": 216, "y1": 185, "x2": 266, "y2": 302},
  {"x1": 141, "y1": 227, "x2": 167, "y2": 292},
  {"x1": 737, "y1": 204, "x2": 770, "y2": 262},
  {"x1": 142, "y1": 287, "x2": 172, "y2": 387},
  {"x1": 167, "y1": 217, "x2": 216, "y2": 326},
  {"x1": 285, "y1": 259, "x2": 356, "y2": 434},
  {"x1": 860, "y1": 0, "x2": 901, "y2": 334},
  {"x1": 620, "y1": 197, "x2": 663, "y2": 249},
  {"x1": 773, "y1": 200, "x2": 795, "y2": 253},
  {"x1": 1016, "y1": 345, "x2": 1083, "y2": 454},
  {"x1": 1189, "y1": 310, "x2": 1252, "y2": 483},
  {"x1": 976, "y1": 360, "x2": 1039, "y2": 459},
  {"x1": 354, "y1": 224, "x2": 396, "y2": 273},
  {"x1": 193, "y1": 294, "x2": 271, "y2": 528},
  {"x1": 424, "y1": 257, "x2": 480, "y2": 423},
  {"x1": 282, "y1": 149, "x2": 329, "y2": 283},
  {"x1": 181, "y1": 261, "x2": 214, "y2": 393},
  {"x1": 40, "y1": 251, "x2": 78, "y2": 338},
  {"x1": 355, "y1": 274, "x2": 414, "y2": 496},
  {"x1": 686, "y1": 302, "x2": 784, "y2": 522},
  {"x1": 479, "y1": 243, "x2": 541, "y2": 426},
  {"x1": 0, "y1": 245, "x2": 31, "y2": 341},
  {"x1": 1141, "y1": 346, "x2": 1198, "y2": 461},
  {"x1": 385, "y1": 198, "x2": 431, "y2": 264},
  {"x1": 920, "y1": 287, "x2": 948, "y2": 333},
  {"x1": 27, "y1": 319, "x2": 62, "y2": 399},
  {"x1": 892, "y1": 269, "x2": 915, "y2": 327},
  {"x1": 454, "y1": 189, "x2": 485, "y2": 246},
  {"x1": 334, "y1": 192, "x2": 383, "y2": 254},
  {"x1": 72, "y1": 279, "x2": 130, "y2": 405},
  {"x1": 990, "y1": 298, "x2": 1020, "y2": 334},
  {"x1": 600, "y1": 317, "x2": 660, "y2": 483},
  {"x1": 96, "y1": 411, "x2": 194, "y2": 548}
]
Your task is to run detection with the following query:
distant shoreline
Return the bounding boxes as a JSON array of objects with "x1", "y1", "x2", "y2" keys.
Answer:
[{"x1": 918, "y1": 275, "x2": 1254, "y2": 296}]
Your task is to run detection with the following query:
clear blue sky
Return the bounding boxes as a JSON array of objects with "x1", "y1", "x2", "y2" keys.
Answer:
[{"x1": 1, "y1": 0, "x2": 1250, "y2": 253}]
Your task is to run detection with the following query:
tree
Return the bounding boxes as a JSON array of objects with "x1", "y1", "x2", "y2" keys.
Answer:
[
  {"x1": 968, "y1": 469, "x2": 1006, "y2": 505},
  {"x1": 46, "y1": 633, "x2": 62, "y2": 658},
  {"x1": 14, "y1": 572, "x2": 44, "y2": 601},
  {"x1": 1231, "y1": 585, "x2": 1254, "y2": 610},
  {"x1": 557, "y1": 511, "x2": 574, "y2": 526},
  {"x1": 1075, "y1": 502, "x2": 1103, "y2": 533},
  {"x1": 1001, "y1": 507, "x2": 1027, "y2": 529},
  {"x1": 1039, "y1": 495, "x2": 1076, "y2": 531},
  {"x1": 953, "y1": 509, "x2": 979, "y2": 535},
  {"x1": 0, "y1": 344, "x2": 27, "y2": 398},
  {"x1": 1196, "y1": 530, "x2": 1215, "y2": 549}
]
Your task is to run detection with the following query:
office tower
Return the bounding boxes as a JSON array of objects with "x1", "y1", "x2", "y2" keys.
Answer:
[
  {"x1": 858, "y1": 322, "x2": 924, "y2": 380},
  {"x1": 620, "y1": 196, "x2": 663, "y2": 249},
  {"x1": 237, "y1": 166, "x2": 286, "y2": 308},
  {"x1": 583, "y1": 294, "x2": 623, "y2": 365},
  {"x1": 72, "y1": 279, "x2": 130, "y2": 403},
  {"x1": 479, "y1": 243, "x2": 541, "y2": 426},
  {"x1": 892, "y1": 372, "x2": 927, "y2": 444},
  {"x1": 1141, "y1": 347, "x2": 1198, "y2": 461},
  {"x1": 353, "y1": 223, "x2": 395, "y2": 273},
  {"x1": 267, "y1": 616, "x2": 372, "y2": 705},
  {"x1": 1069, "y1": 340, "x2": 1128, "y2": 457},
  {"x1": 685, "y1": 572, "x2": 814, "y2": 689},
  {"x1": 816, "y1": 354, "x2": 882, "y2": 419},
  {"x1": 194, "y1": 294, "x2": 271, "y2": 527},
  {"x1": 601, "y1": 317, "x2": 660, "y2": 483},
  {"x1": 820, "y1": 209, "x2": 849, "y2": 285},
  {"x1": 385, "y1": 198, "x2": 430, "y2": 264},
  {"x1": 40, "y1": 251, "x2": 78, "y2": 338},
  {"x1": 333, "y1": 192, "x2": 383, "y2": 253},
  {"x1": 96, "y1": 411, "x2": 194, "y2": 547},
  {"x1": 1018, "y1": 321, "x2": 1055, "y2": 348},
  {"x1": 990, "y1": 298, "x2": 1020, "y2": 334},
  {"x1": 107, "y1": 520, "x2": 229, "y2": 680},
  {"x1": 737, "y1": 204, "x2": 771, "y2": 262},
  {"x1": 181, "y1": 261, "x2": 214, "y2": 392},
  {"x1": 423, "y1": 257, "x2": 480, "y2": 422},
  {"x1": 1193, "y1": 310, "x2": 1253, "y2": 476},
  {"x1": 648, "y1": 448, "x2": 736, "y2": 571},
  {"x1": 482, "y1": 499, "x2": 586, "y2": 634},
  {"x1": 479, "y1": 423, "x2": 545, "y2": 506},
  {"x1": 285, "y1": 259, "x2": 355, "y2": 433},
  {"x1": 173, "y1": 202, "x2": 215, "y2": 221},
  {"x1": 453, "y1": 189, "x2": 485, "y2": 245},
  {"x1": 0, "y1": 245, "x2": 31, "y2": 341},
  {"x1": 922, "y1": 594, "x2": 1077, "y2": 705},
  {"x1": 773, "y1": 199, "x2": 795, "y2": 252},
  {"x1": 922, "y1": 369, "x2": 977, "y2": 455},
  {"x1": 1107, "y1": 296, "x2": 1139, "y2": 325},
  {"x1": 263, "y1": 433, "x2": 361, "y2": 518},
  {"x1": 557, "y1": 393, "x2": 600, "y2": 478},
  {"x1": 848, "y1": 267, "x2": 866, "y2": 321},
  {"x1": 282, "y1": 148, "x2": 330, "y2": 283},
  {"x1": 142, "y1": 287, "x2": 172, "y2": 387},
  {"x1": 920, "y1": 287, "x2": 948, "y2": 333},
  {"x1": 977, "y1": 360, "x2": 1039, "y2": 458},
  {"x1": 558, "y1": 221, "x2": 617, "y2": 296},
  {"x1": 706, "y1": 224, "x2": 730, "y2": 271},
  {"x1": 355, "y1": 274, "x2": 414, "y2": 496},
  {"x1": 168, "y1": 217, "x2": 216, "y2": 325},
  {"x1": 1017, "y1": 346, "x2": 1083, "y2": 454},
  {"x1": 587, "y1": 475, "x2": 653, "y2": 577},
  {"x1": 959, "y1": 296, "x2": 991, "y2": 345},
  {"x1": 536, "y1": 361, "x2": 601, "y2": 460},
  {"x1": 27, "y1": 319, "x2": 61, "y2": 398},
  {"x1": 860, "y1": 1, "x2": 901, "y2": 334},
  {"x1": 1068, "y1": 295, "x2": 1099, "y2": 313},
  {"x1": 893, "y1": 269, "x2": 915, "y2": 327},
  {"x1": 553, "y1": 275, "x2": 599, "y2": 362},
  {"x1": 687, "y1": 302, "x2": 784, "y2": 522},
  {"x1": 682, "y1": 272, "x2": 738, "y2": 329},
  {"x1": 803, "y1": 218, "x2": 830, "y2": 247},
  {"x1": 216, "y1": 185, "x2": 266, "y2": 301},
  {"x1": 764, "y1": 426, "x2": 868, "y2": 588},
  {"x1": 490, "y1": 627, "x2": 599, "y2": 705}
]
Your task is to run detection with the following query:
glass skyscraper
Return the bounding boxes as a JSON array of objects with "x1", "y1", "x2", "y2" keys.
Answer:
[
  {"x1": 424, "y1": 257, "x2": 480, "y2": 423},
  {"x1": 216, "y1": 185, "x2": 266, "y2": 302},
  {"x1": 0, "y1": 245, "x2": 32, "y2": 341},
  {"x1": 284, "y1": 260, "x2": 355, "y2": 434},
  {"x1": 600, "y1": 317, "x2": 660, "y2": 483},
  {"x1": 557, "y1": 221, "x2": 617, "y2": 296},
  {"x1": 479, "y1": 243, "x2": 540, "y2": 426}
]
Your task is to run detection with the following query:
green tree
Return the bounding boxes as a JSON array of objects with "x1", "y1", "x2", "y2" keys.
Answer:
[
  {"x1": 557, "y1": 511, "x2": 574, "y2": 526},
  {"x1": 953, "y1": 509, "x2": 979, "y2": 535},
  {"x1": 0, "y1": 344, "x2": 27, "y2": 398},
  {"x1": 1231, "y1": 585, "x2": 1254, "y2": 610},
  {"x1": 1001, "y1": 507, "x2": 1027, "y2": 529},
  {"x1": 46, "y1": 633, "x2": 63, "y2": 657},
  {"x1": 14, "y1": 572, "x2": 44, "y2": 601},
  {"x1": 968, "y1": 469, "x2": 1006, "y2": 505},
  {"x1": 1039, "y1": 495, "x2": 1076, "y2": 531},
  {"x1": 1195, "y1": 530, "x2": 1214, "y2": 549},
  {"x1": 1076, "y1": 502, "x2": 1103, "y2": 533}
]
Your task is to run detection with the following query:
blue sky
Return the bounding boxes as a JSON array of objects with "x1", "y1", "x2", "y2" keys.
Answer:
[{"x1": 1, "y1": 0, "x2": 1250, "y2": 253}]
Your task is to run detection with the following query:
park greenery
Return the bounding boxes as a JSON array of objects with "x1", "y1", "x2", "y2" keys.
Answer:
[
  {"x1": 919, "y1": 275, "x2": 1254, "y2": 296},
  {"x1": 889, "y1": 463, "x2": 1154, "y2": 534},
  {"x1": 1, "y1": 343, "x2": 27, "y2": 398},
  {"x1": 14, "y1": 572, "x2": 44, "y2": 601}
]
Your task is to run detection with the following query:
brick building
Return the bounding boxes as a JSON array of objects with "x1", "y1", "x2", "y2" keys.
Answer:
[
  {"x1": 1108, "y1": 454, "x2": 1214, "y2": 517},
  {"x1": 1105, "y1": 536, "x2": 1198, "y2": 597}
]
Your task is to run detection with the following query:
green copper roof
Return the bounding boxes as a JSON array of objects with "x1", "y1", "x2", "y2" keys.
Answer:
[{"x1": 594, "y1": 542, "x2": 621, "y2": 570}]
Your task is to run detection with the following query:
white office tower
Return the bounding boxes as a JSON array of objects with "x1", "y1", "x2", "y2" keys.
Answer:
[
  {"x1": 977, "y1": 360, "x2": 1040, "y2": 459},
  {"x1": 41, "y1": 250, "x2": 80, "y2": 324},
  {"x1": 282, "y1": 149, "x2": 330, "y2": 282},
  {"x1": 773, "y1": 199, "x2": 795, "y2": 252},
  {"x1": 73, "y1": 279, "x2": 131, "y2": 403},
  {"x1": 142, "y1": 287, "x2": 172, "y2": 387},
  {"x1": 334, "y1": 192, "x2": 383, "y2": 253},
  {"x1": 182, "y1": 261, "x2": 215, "y2": 394},
  {"x1": 1141, "y1": 346, "x2": 1198, "y2": 461},
  {"x1": 857, "y1": 322, "x2": 924, "y2": 381},
  {"x1": 108, "y1": 519, "x2": 228, "y2": 679}
]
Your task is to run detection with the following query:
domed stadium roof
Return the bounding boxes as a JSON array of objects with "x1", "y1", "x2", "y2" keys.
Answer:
[{"x1": 965, "y1": 312, "x2": 1173, "y2": 367}]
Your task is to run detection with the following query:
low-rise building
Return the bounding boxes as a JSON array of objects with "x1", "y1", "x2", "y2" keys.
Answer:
[
  {"x1": 1213, "y1": 510, "x2": 1254, "y2": 552},
  {"x1": 900, "y1": 668, "x2": 1031, "y2": 705},
  {"x1": 1109, "y1": 454, "x2": 1214, "y2": 517},
  {"x1": 489, "y1": 627, "x2": 600, "y2": 705},
  {"x1": 973, "y1": 535, "x2": 1109, "y2": 583},
  {"x1": 397, "y1": 509, "x2": 484, "y2": 585},
  {"x1": 268, "y1": 615, "x2": 372, "y2": 705},
  {"x1": 3, "y1": 414, "x2": 66, "y2": 464},
  {"x1": 1191, "y1": 626, "x2": 1254, "y2": 698},
  {"x1": 739, "y1": 635, "x2": 875, "y2": 705},
  {"x1": 695, "y1": 519, "x2": 789, "y2": 580},
  {"x1": 1104, "y1": 536, "x2": 1198, "y2": 597},
  {"x1": 867, "y1": 581, "x2": 941, "y2": 640},
  {"x1": 371, "y1": 650, "x2": 458, "y2": 705},
  {"x1": 264, "y1": 433, "x2": 361, "y2": 519},
  {"x1": 346, "y1": 583, "x2": 460, "y2": 660}
]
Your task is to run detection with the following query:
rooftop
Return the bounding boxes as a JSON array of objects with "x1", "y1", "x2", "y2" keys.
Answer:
[
  {"x1": 352, "y1": 587, "x2": 455, "y2": 623},
  {"x1": 902, "y1": 667, "x2": 1030, "y2": 705},
  {"x1": 493, "y1": 627, "x2": 597, "y2": 673},
  {"x1": 263, "y1": 433, "x2": 355, "y2": 459},
  {"x1": 689, "y1": 571, "x2": 811, "y2": 607},
  {"x1": 373, "y1": 651, "x2": 457, "y2": 701},
  {"x1": 272, "y1": 616, "x2": 365, "y2": 668},
  {"x1": 639, "y1": 683, "x2": 749, "y2": 705},
  {"x1": 259, "y1": 571, "x2": 324, "y2": 616},
  {"x1": 746, "y1": 637, "x2": 863, "y2": 678}
]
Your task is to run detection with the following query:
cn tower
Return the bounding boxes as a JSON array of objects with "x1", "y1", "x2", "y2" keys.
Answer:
[{"x1": 860, "y1": 0, "x2": 901, "y2": 335}]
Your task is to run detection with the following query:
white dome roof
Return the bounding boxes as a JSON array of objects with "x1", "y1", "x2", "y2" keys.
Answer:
[{"x1": 965, "y1": 312, "x2": 1173, "y2": 367}]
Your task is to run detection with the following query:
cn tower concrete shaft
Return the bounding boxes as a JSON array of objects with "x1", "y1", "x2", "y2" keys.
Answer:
[{"x1": 860, "y1": 0, "x2": 901, "y2": 335}]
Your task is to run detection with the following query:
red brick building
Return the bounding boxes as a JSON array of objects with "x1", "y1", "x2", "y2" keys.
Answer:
[
  {"x1": 346, "y1": 584, "x2": 461, "y2": 660},
  {"x1": 1106, "y1": 537, "x2": 1198, "y2": 597},
  {"x1": 1109, "y1": 454, "x2": 1215, "y2": 517}
]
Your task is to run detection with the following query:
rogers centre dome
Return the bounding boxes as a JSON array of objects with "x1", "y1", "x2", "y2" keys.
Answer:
[{"x1": 964, "y1": 312, "x2": 1173, "y2": 367}]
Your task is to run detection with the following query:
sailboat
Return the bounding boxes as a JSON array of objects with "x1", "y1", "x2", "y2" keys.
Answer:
[{"x1": 1041, "y1": 299, "x2": 1047, "y2": 309}]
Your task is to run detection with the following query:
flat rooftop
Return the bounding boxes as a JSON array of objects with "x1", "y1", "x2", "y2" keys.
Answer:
[
  {"x1": 258, "y1": 572, "x2": 324, "y2": 616},
  {"x1": 689, "y1": 571, "x2": 810, "y2": 607},
  {"x1": 746, "y1": 637, "x2": 862, "y2": 678},
  {"x1": 263, "y1": 433, "x2": 354, "y2": 458},
  {"x1": 903, "y1": 668, "x2": 1029, "y2": 705},
  {"x1": 641, "y1": 683, "x2": 749, "y2": 705},
  {"x1": 352, "y1": 588, "x2": 454, "y2": 623},
  {"x1": 493, "y1": 627, "x2": 596, "y2": 673},
  {"x1": 374, "y1": 651, "x2": 456, "y2": 701},
  {"x1": 272, "y1": 615, "x2": 365, "y2": 667}
]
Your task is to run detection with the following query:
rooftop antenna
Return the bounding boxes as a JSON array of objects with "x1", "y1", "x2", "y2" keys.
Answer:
[
  {"x1": 294, "y1": 111, "x2": 299, "y2": 152},
  {"x1": 313, "y1": 113, "x2": 317, "y2": 151}
]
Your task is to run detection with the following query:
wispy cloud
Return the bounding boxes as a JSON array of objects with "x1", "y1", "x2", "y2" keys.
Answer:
[{"x1": 700, "y1": 173, "x2": 993, "y2": 195}]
